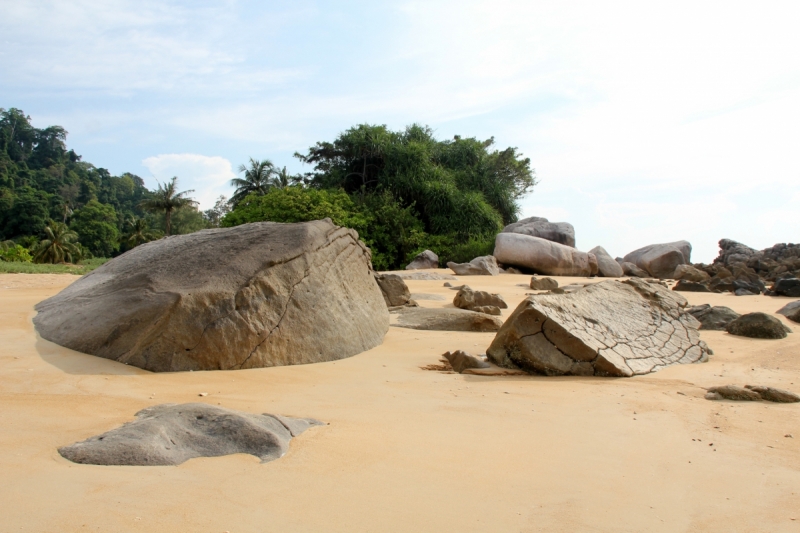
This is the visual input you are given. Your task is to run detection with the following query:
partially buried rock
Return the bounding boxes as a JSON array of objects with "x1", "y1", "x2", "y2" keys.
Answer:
[
  {"x1": 441, "y1": 350, "x2": 491, "y2": 373},
  {"x1": 726, "y1": 312, "x2": 792, "y2": 339},
  {"x1": 494, "y1": 233, "x2": 595, "y2": 276},
  {"x1": 745, "y1": 385, "x2": 800, "y2": 403},
  {"x1": 673, "y1": 280, "x2": 711, "y2": 292},
  {"x1": 705, "y1": 385, "x2": 762, "y2": 402},
  {"x1": 530, "y1": 277, "x2": 559, "y2": 290},
  {"x1": 589, "y1": 246, "x2": 624, "y2": 278},
  {"x1": 396, "y1": 272, "x2": 457, "y2": 281},
  {"x1": 486, "y1": 278, "x2": 711, "y2": 376},
  {"x1": 621, "y1": 262, "x2": 648, "y2": 278},
  {"x1": 453, "y1": 286, "x2": 507, "y2": 316},
  {"x1": 392, "y1": 307, "x2": 503, "y2": 332},
  {"x1": 34, "y1": 220, "x2": 388, "y2": 372},
  {"x1": 58, "y1": 403, "x2": 323, "y2": 466},
  {"x1": 405, "y1": 250, "x2": 439, "y2": 270},
  {"x1": 447, "y1": 255, "x2": 500, "y2": 276},
  {"x1": 734, "y1": 288, "x2": 757, "y2": 296},
  {"x1": 686, "y1": 304, "x2": 740, "y2": 331},
  {"x1": 623, "y1": 241, "x2": 692, "y2": 279},
  {"x1": 673, "y1": 264, "x2": 711, "y2": 283}
]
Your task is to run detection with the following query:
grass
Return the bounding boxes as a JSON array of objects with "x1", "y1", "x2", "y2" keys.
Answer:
[{"x1": 0, "y1": 257, "x2": 109, "y2": 275}]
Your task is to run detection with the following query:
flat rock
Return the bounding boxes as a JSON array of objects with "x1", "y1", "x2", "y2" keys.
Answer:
[
  {"x1": 623, "y1": 240, "x2": 692, "y2": 279},
  {"x1": 58, "y1": 403, "x2": 323, "y2": 466},
  {"x1": 501, "y1": 216, "x2": 576, "y2": 248},
  {"x1": 405, "y1": 250, "x2": 439, "y2": 270},
  {"x1": 673, "y1": 280, "x2": 711, "y2": 292},
  {"x1": 34, "y1": 220, "x2": 388, "y2": 372},
  {"x1": 621, "y1": 262, "x2": 648, "y2": 278},
  {"x1": 447, "y1": 255, "x2": 500, "y2": 276},
  {"x1": 705, "y1": 385, "x2": 762, "y2": 402},
  {"x1": 686, "y1": 304, "x2": 740, "y2": 331},
  {"x1": 486, "y1": 279, "x2": 710, "y2": 376},
  {"x1": 394, "y1": 271, "x2": 457, "y2": 281},
  {"x1": 494, "y1": 233, "x2": 594, "y2": 276},
  {"x1": 441, "y1": 350, "x2": 491, "y2": 373},
  {"x1": 375, "y1": 273, "x2": 412, "y2": 307},
  {"x1": 726, "y1": 312, "x2": 792, "y2": 339},
  {"x1": 530, "y1": 277, "x2": 559, "y2": 290},
  {"x1": 745, "y1": 385, "x2": 800, "y2": 403},
  {"x1": 589, "y1": 246, "x2": 624, "y2": 277},
  {"x1": 391, "y1": 307, "x2": 503, "y2": 332}
]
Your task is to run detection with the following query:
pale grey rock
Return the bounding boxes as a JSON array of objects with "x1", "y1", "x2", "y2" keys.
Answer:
[
  {"x1": 447, "y1": 255, "x2": 500, "y2": 276},
  {"x1": 410, "y1": 293, "x2": 446, "y2": 301},
  {"x1": 494, "y1": 233, "x2": 594, "y2": 276},
  {"x1": 589, "y1": 246, "x2": 624, "y2": 278},
  {"x1": 453, "y1": 286, "x2": 508, "y2": 314},
  {"x1": 405, "y1": 250, "x2": 439, "y2": 270},
  {"x1": 502, "y1": 216, "x2": 576, "y2": 247},
  {"x1": 374, "y1": 273, "x2": 412, "y2": 307},
  {"x1": 621, "y1": 262, "x2": 648, "y2": 278},
  {"x1": 393, "y1": 271, "x2": 457, "y2": 281},
  {"x1": 391, "y1": 307, "x2": 503, "y2": 332},
  {"x1": 623, "y1": 241, "x2": 692, "y2": 279}
]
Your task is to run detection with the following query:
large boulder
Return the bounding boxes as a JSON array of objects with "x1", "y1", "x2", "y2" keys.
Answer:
[
  {"x1": 391, "y1": 307, "x2": 503, "y2": 332},
  {"x1": 589, "y1": 246, "x2": 624, "y2": 278},
  {"x1": 447, "y1": 255, "x2": 500, "y2": 276},
  {"x1": 374, "y1": 273, "x2": 412, "y2": 307},
  {"x1": 486, "y1": 279, "x2": 710, "y2": 376},
  {"x1": 686, "y1": 304, "x2": 740, "y2": 331},
  {"x1": 405, "y1": 250, "x2": 439, "y2": 270},
  {"x1": 726, "y1": 312, "x2": 792, "y2": 339},
  {"x1": 58, "y1": 403, "x2": 322, "y2": 466},
  {"x1": 771, "y1": 278, "x2": 800, "y2": 297},
  {"x1": 623, "y1": 241, "x2": 692, "y2": 279},
  {"x1": 453, "y1": 286, "x2": 507, "y2": 315},
  {"x1": 621, "y1": 262, "x2": 648, "y2": 278},
  {"x1": 34, "y1": 220, "x2": 389, "y2": 372},
  {"x1": 501, "y1": 216, "x2": 576, "y2": 248},
  {"x1": 673, "y1": 264, "x2": 711, "y2": 282},
  {"x1": 493, "y1": 233, "x2": 594, "y2": 276}
]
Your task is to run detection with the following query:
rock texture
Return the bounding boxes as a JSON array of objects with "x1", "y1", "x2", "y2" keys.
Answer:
[
  {"x1": 702, "y1": 239, "x2": 800, "y2": 283},
  {"x1": 447, "y1": 255, "x2": 500, "y2": 276},
  {"x1": 58, "y1": 403, "x2": 323, "y2": 466},
  {"x1": 453, "y1": 286, "x2": 508, "y2": 316},
  {"x1": 374, "y1": 273, "x2": 413, "y2": 307},
  {"x1": 34, "y1": 220, "x2": 389, "y2": 372},
  {"x1": 726, "y1": 312, "x2": 792, "y2": 339},
  {"x1": 623, "y1": 241, "x2": 692, "y2": 279},
  {"x1": 530, "y1": 277, "x2": 558, "y2": 290},
  {"x1": 705, "y1": 385, "x2": 800, "y2": 403},
  {"x1": 686, "y1": 304, "x2": 740, "y2": 331},
  {"x1": 589, "y1": 246, "x2": 624, "y2": 278},
  {"x1": 486, "y1": 279, "x2": 710, "y2": 376},
  {"x1": 501, "y1": 216, "x2": 576, "y2": 248},
  {"x1": 494, "y1": 233, "x2": 594, "y2": 276},
  {"x1": 392, "y1": 307, "x2": 503, "y2": 332},
  {"x1": 395, "y1": 272, "x2": 457, "y2": 281},
  {"x1": 772, "y1": 278, "x2": 800, "y2": 297},
  {"x1": 405, "y1": 250, "x2": 439, "y2": 270},
  {"x1": 621, "y1": 262, "x2": 648, "y2": 278},
  {"x1": 673, "y1": 280, "x2": 711, "y2": 292},
  {"x1": 442, "y1": 350, "x2": 491, "y2": 373},
  {"x1": 673, "y1": 264, "x2": 711, "y2": 282},
  {"x1": 777, "y1": 301, "x2": 800, "y2": 323}
]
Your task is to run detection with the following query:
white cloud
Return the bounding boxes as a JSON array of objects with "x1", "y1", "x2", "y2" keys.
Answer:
[{"x1": 141, "y1": 154, "x2": 235, "y2": 210}]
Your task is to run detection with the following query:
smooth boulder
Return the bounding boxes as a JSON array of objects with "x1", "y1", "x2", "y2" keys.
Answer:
[
  {"x1": 58, "y1": 403, "x2": 323, "y2": 466},
  {"x1": 726, "y1": 312, "x2": 791, "y2": 339},
  {"x1": 623, "y1": 240, "x2": 692, "y2": 279},
  {"x1": 34, "y1": 220, "x2": 389, "y2": 372},
  {"x1": 447, "y1": 255, "x2": 500, "y2": 276},
  {"x1": 486, "y1": 279, "x2": 710, "y2": 376},
  {"x1": 501, "y1": 216, "x2": 576, "y2": 247},
  {"x1": 374, "y1": 273, "x2": 412, "y2": 307},
  {"x1": 494, "y1": 233, "x2": 594, "y2": 276},
  {"x1": 391, "y1": 307, "x2": 503, "y2": 332},
  {"x1": 772, "y1": 278, "x2": 800, "y2": 297},
  {"x1": 776, "y1": 300, "x2": 800, "y2": 323},
  {"x1": 589, "y1": 246, "x2": 624, "y2": 278},
  {"x1": 405, "y1": 250, "x2": 439, "y2": 270},
  {"x1": 621, "y1": 262, "x2": 648, "y2": 278},
  {"x1": 686, "y1": 304, "x2": 740, "y2": 331}
]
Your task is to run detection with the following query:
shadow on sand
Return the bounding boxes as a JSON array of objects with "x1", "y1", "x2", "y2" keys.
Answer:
[{"x1": 35, "y1": 333, "x2": 148, "y2": 376}]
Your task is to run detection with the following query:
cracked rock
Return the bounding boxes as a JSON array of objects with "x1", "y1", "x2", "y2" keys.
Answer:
[
  {"x1": 34, "y1": 220, "x2": 389, "y2": 372},
  {"x1": 486, "y1": 278, "x2": 711, "y2": 376}
]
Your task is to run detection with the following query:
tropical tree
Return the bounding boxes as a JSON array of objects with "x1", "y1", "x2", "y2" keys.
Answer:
[
  {"x1": 230, "y1": 158, "x2": 275, "y2": 206},
  {"x1": 271, "y1": 166, "x2": 303, "y2": 189},
  {"x1": 138, "y1": 177, "x2": 196, "y2": 236},
  {"x1": 123, "y1": 216, "x2": 157, "y2": 248},
  {"x1": 33, "y1": 221, "x2": 82, "y2": 264}
]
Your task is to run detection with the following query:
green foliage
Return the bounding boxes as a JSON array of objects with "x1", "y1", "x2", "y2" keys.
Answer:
[
  {"x1": 149, "y1": 205, "x2": 209, "y2": 236},
  {"x1": 33, "y1": 220, "x2": 82, "y2": 264},
  {"x1": 121, "y1": 217, "x2": 158, "y2": 250},
  {"x1": 0, "y1": 256, "x2": 108, "y2": 274},
  {"x1": 0, "y1": 240, "x2": 33, "y2": 262},
  {"x1": 138, "y1": 177, "x2": 196, "y2": 236},
  {"x1": 230, "y1": 158, "x2": 276, "y2": 206},
  {"x1": 70, "y1": 200, "x2": 120, "y2": 257}
]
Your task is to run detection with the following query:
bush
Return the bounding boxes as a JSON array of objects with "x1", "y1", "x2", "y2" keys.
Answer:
[{"x1": 0, "y1": 241, "x2": 33, "y2": 262}]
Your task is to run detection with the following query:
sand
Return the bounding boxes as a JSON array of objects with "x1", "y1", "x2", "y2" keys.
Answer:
[{"x1": 1, "y1": 271, "x2": 799, "y2": 532}]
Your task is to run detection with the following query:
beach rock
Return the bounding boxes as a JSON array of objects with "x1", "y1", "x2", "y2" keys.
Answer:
[
  {"x1": 673, "y1": 280, "x2": 711, "y2": 292},
  {"x1": 734, "y1": 288, "x2": 757, "y2": 296},
  {"x1": 494, "y1": 233, "x2": 594, "y2": 276},
  {"x1": 486, "y1": 278, "x2": 710, "y2": 377},
  {"x1": 713, "y1": 239, "x2": 760, "y2": 268},
  {"x1": 777, "y1": 301, "x2": 800, "y2": 323},
  {"x1": 501, "y1": 216, "x2": 576, "y2": 247},
  {"x1": 673, "y1": 265, "x2": 711, "y2": 283},
  {"x1": 405, "y1": 250, "x2": 439, "y2": 270},
  {"x1": 453, "y1": 286, "x2": 508, "y2": 315},
  {"x1": 623, "y1": 241, "x2": 692, "y2": 279},
  {"x1": 733, "y1": 279, "x2": 764, "y2": 294},
  {"x1": 621, "y1": 262, "x2": 648, "y2": 278},
  {"x1": 530, "y1": 277, "x2": 558, "y2": 290},
  {"x1": 745, "y1": 385, "x2": 800, "y2": 403},
  {"x1": 589, "y1": 246, "x2": 624, "y2": 277},
  {"x1": 375, "y1": 273, "x2": 412, "y2": 307},
  {"x1": 686, "y1": 304, "x2": 740, "y2": 331},
  {"x1": 442, "y1": 350, "x2": 491, "y2": 373},
  {"x1": 772, "y1": 278, "x2": 800, "y2": 297},
  {"x1": 447, "y1": 255, "x2": 500, "y2": 276},
  {"x1": 705, "y1": 385, "x2": 762, "y2": 402},
  {"x1": 34, "y1": 220, "x2": 389, "y2": 372},
  {"x1": 395, "y1": 271, "x2": 457, "y2": 281},
  {"x1": 726, "y1": 312, "x2": 791, "y2": 339},
  {"x1": 58, "y1": 403, "x2": 323, "y2": 466},
  {"x1": 410, "y1": 293, "x2": 446, "y2": 301},
  {"x1": 391, "y1": 307, "x2": 503, "y2": 332},
  {"x1": 503, "y1": 267, "x2": 523, "y2": 274}
]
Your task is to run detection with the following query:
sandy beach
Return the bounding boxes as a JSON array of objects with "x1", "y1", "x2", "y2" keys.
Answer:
[{"x1": 1, "y1": 271, "x2": 799, "y2": 533}]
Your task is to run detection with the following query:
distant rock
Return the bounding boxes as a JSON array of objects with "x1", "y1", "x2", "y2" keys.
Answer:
[
  {"x1": 686, "y1": 304, "x2": 740, "y2": 331},
  {"x1": 734, "y1": 288, "x2": 757, "y2": 296},
  {"x1": 501, "y1": 216, "x2": 576, "y2": 248},
  {"x1": 453, "y1": 286, "x2": 507, "y2": 315},
  {"x1": 447, "y1": 255, "x2": 500, "y2": 276},
  {"x1": 405, "y1": 250, "x2": 439, "y2": 270},
  {"x1": 374, "y1": 273, "x2": 412, "y2": 307},
  {"x1": 776, "y1": 301, "x2": 800, "y2": 323},
  {"x1": 621, "y1": 262, "x2": 648, "y2": 278},
  {"x1": 58, "y1": 403, "x2": 323, "y2": 466},
  {"x1": 589, "y1": 246, "x2": 624, "y2": 278},
  {"x1": 395, "y1": 271, "x2": 457, "y2": 281},
  {"x1": 713, "y1": 239, "x2": 760, "y2": 268},
  {"x1": 623, "y1": 241, "x2": 692, "y2": 279},
  {"x1": 530, "y1": 277, "x2": 558, "y2": 290},
  {"x1": 726, "y1": 312, "x2": 792, "y2": 339},
  {"x1": 673, "y1": 265, "x2": 711, "y2": 283},
  {"x1": 441, "y1": 350, "x2": 491, "y2": 373},
  {"x1": 673, "y1": 280, "x2": 711, "y2": 292},
  {"x1": 705, "y1": 385, "x2": 762, "y2": 402},
  {"x1": 771, "y1": 278, "x2": 800, "y2": 297},
  {"x1": 410, "y1": 293, "x2": 446, "y2": 301},
  {"x1": 391, "y1": 307, "x2": 503, "y2": 332},
  {"x1": 494, "y1": 233, "x2": 595, "y2": 276}
]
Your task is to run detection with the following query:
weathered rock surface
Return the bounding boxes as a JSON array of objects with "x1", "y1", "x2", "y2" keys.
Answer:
[
  {"x1": 34, "y1": 220, "x2": 389, "y2": 372},
  {"x1": 772, "y1": 278, "x2": 800, "y2": 297},
  {"x1": 374, "y1": 273, "x2": 412, "y2": 307},
  {"x1": 707, "y1": 239, "x2": 800, "y2": 283},
  {"x1": 776, "y1": 300, "x2": 800, "y2": 317},
  {"x1": 530, "y1": 277, "x2": 558, "y2": 290},
  {"x1": 623, "y1": 241, "x2": 692, "y2": 279},
  {"x1": 621, "y1": 262, "x2": 648, "y2": 278},
  {"x1": 686, "y1": 304, "x2": 740, "y2": 331},
  {"x1": 410, "y1": 293, "x2": 446, "y2": 301},
  {"x1": 486, "y1": 279, "x2": 710, "y2": 376},
  {"x1": 705, "y1": 385, "x2": 800, "y2": 403},
  {"x1": 405, "y1": 250, "x2": 439, "y2": 270},
  {"x1": 673, "y1": 264, "x2": 711, "y2": 282},
  {"x1": 589, "y1": 246, "x2": 624, "y2": 278},
  {"x1": 494, "y1": 233, "x2": 594, "y2": 276},
  {"x1": 396, "y1": 271, "x2": 457, "y2": 281},
  {"x1": 726, "y1": 312, "x2": 792, "y2": 339},
  {"x1": 453, "y1": 286, "x2": 507, "y2": 315},
  {"x1": 442, "y1": 350, "x2": 491, "y2": 373},
  {"x1": 391, "y1": 307, "x2": 503, "y2": 332},
  {"x1": 447, "y1": 255, "x2": 500, "y2": 276},
  {"x1": 58, "y1": 403, "x2": 323, "y2": 466},
  {"x1": 673, "y1": 280, "x2": 711, "y2": 292},
  {"x1": 501, "y1": 216, "x2": 576, "y2": 248},
  {"x1": 745, "y1": 385, "x2": 800, "y2": 403}
]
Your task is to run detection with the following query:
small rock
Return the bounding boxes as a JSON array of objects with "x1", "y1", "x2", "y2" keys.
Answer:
[
  {"x1": 198, "y1": 392, "x2": 208, "y2": 397},
  {"x1": 530, "y1": 277, "x2": 558, "y2": 290},
  {"x1": 705, "y1": 385, "x2": 762, "y2": 401},
  {"x1": 745, "y1": 385, "x2": 800, "y2": 403},
  {"x1": 726, "y1": 312, "x2": 792, "y2": 339},
  {"x1": 441, "y1": 350, "x2": 491, "y2": 373}
]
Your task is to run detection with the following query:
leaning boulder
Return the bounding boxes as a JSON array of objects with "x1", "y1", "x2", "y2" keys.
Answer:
[
  {"x1": 405, "y1": 250, "x2": 439, "y2": 270},
  {"x1": 447, "y1": 255, "x2": 500, "y2": 276},
  {"x1": 392, "y1": 307, "x2": 503, "y2": 332},
  {"x1": 686, "y1": 304, "x2": 740, "y2": 331},
  {"x1": 453, "y1": 286, "x2": 507, "y2": 316},
  {"x1": 621, "y1": 262, "x2": 648, "y2": 278},
  {"x1": 726, "y1": 312, "x2": 792, "y2": 339},
  {"x1": 486, "y1": 279, "x2": 710, "y2": 376},
  {"x1": 501, "y1": 216, "x2": 576, "y2": 247},
  {"x1": 623, "y1": 241, "x2": 692, "y2": 279},
  {"x1": 374, "y1": 273, "x2": 413, "y2": 307},
  {"x1": 34, "y1": 220, "x2": 389, "y2": 372},
  {"x1": 494, "y1": 233, "x2": 594, "y2": 276},
  {"x1": 589, "y1": 246, "x2": 624, "y2": 277}
]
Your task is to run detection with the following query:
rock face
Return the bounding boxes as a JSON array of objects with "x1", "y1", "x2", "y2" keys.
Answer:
[
  {"x1": 686, "y1": 304, "x2": 740, "y2": 331},
  {"x1": 442, "y1": 350, "x2": 491, "y2": 373},
  {"x1": 447, "y1": 255, "x2": 500, "y2": 276},
  {"x1": 772, "y1": 278, "x2": 800, "y2": 297},
  {"x1": 673, "y1": 264, "x2": 711, "y2": 282},
  {"x1": 501, "y1": 216, "x2": 576, "y2": 248},
  {"x1": 58, "y1": 403, "x2": 323, "y2": 466},
  {"x1": 621, "y1": 262, "x2": 648, "y2": 278},
  {"x1": 34, "y1": 220, "x2": 389, "y2": 372},
  {"x1": 623, "y1": 241, "x2": 692, "y2": 279},
  {"x1": 589, "y1": 246, "x2": 624, "y2": 278},
  {"x1": 486, "y1": 279, "x2": 710, "y2": 376},
  {"x1": 392, "y1": 307, "x2": 503, "y2": 332},
  {"x1": 405, "y1": 250, "x2": 439, "y2": 270},
  {"x1": 706, "y1": 239, "x2": 800, "y2": 283},
  {"x1": 374, "y1": 273, "x2": 412, "y2": 307},
  {"x1": 530, "y1": 277, "x2": 558, "y2": 290},
  {"x1": 726, "y1": 312, "x2": 792, "y2": 339},
  {"x1": 453, "y1": 286, "x2": 507, "y2": 316},
  {"x1": 494, "y1": 233, "x2": 594, "y2": 276},
  {"x1": 673, "y1": 280, "x2": 711, "y2": 292}
]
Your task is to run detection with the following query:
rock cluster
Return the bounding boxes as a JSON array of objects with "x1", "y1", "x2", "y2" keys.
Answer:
[
  {"x1": 501, "y1": 216, "x2": 576, "y2": 248},
  {"x1": 453, "y1": 286, "x2": 507, "y2": 315}
]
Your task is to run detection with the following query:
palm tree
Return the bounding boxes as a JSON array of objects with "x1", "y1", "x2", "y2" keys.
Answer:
[
  {"x1": 138, "y1": 177, "x2": 196, "y2": 236},
  {"x1": 230, "y1": 158, "x2": 275, "y2": 206},
  {"x1": 124, "y1": 217, "x2": 156, "y2": 247},
  {"x1": 34, "y1": 221, "x2": 82, "y2": 264},
  {"x1": 271, "y1": 166, "x2": 303, "y2": 189}
]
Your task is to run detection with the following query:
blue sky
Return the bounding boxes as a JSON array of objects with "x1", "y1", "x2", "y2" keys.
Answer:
[{"x1": 2, "y1": 1, "x2": 799, "y2": 262}]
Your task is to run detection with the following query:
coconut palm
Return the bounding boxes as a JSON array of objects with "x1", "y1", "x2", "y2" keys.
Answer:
[
  {"x1": 230, "y1": 158, "x2": 275, "y2": 206},
  {"x1": 124, "y1": 217, "x2": 157, "y2": 247},
  {"x1": 34, "y1": 221, "x2": 82, "y2": 264},
  {"x1": 271, "y1": 166, "x2": 303, "y2": 189},
  {"x1": 138, "y1": 177, "x2": 196, "y2": 236}
]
